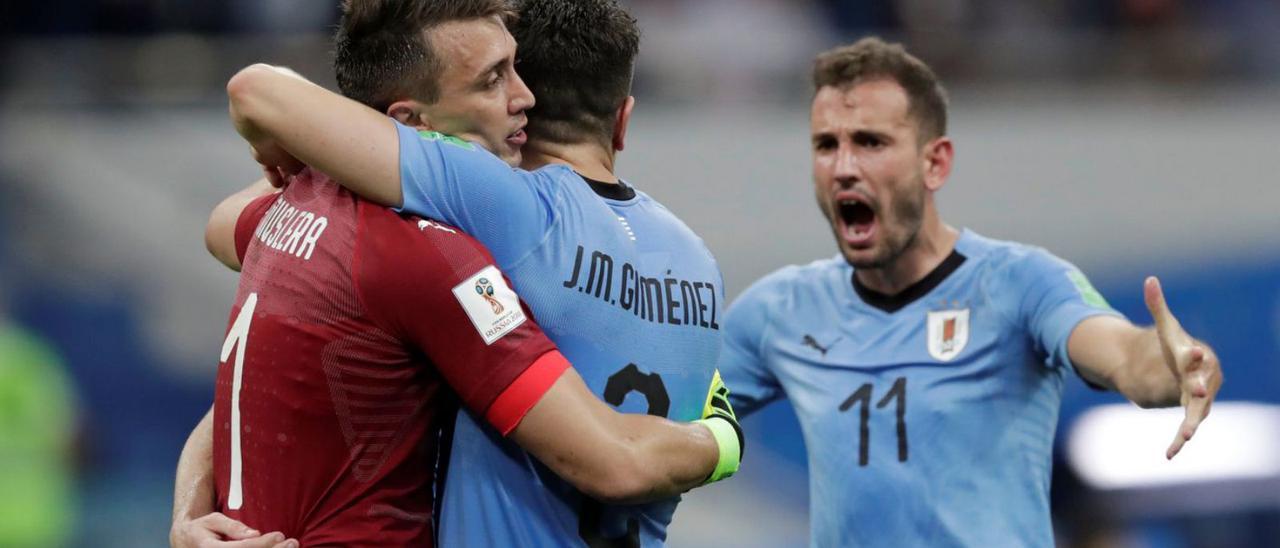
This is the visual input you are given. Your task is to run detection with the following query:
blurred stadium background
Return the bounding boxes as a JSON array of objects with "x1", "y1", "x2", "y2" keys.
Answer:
[{"x1": 2, "y1": 0, "x2": 1278, "y2": 546}]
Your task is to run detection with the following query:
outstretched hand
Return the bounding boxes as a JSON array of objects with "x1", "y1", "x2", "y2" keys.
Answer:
[{"x1": 1143, "y1": 276, "x2": 1222, "y2": 459}]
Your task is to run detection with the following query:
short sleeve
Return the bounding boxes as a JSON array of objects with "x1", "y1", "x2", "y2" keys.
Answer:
[
  {"x1": 717, "y1": 273, "x2": 787, "y2": 417},
  {"x1": 234, "y1": 193, "x2": 282, "y2": 264},
  {"x1": 1004, "y1": 248, "x2": 1124, "y2": 371},
  {"x1": 394, "y1": 120, "x2": 551, "y2": 267},
  {"x1": 354, "y1": 203, "x2": 564, "y2": 435}
]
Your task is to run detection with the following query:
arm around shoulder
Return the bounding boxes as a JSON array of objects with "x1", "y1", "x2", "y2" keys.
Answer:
[{"x1": 226, "y1": 64, "x2": 403, "y2": 207}]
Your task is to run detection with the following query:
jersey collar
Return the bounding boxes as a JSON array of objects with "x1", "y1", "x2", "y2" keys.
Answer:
[
  {"x1": 578, "y1": 173, "x2": 637, "y2": 201},
  {"x1": 852, "y1": 250, "x2": 968, "y2": 313}
]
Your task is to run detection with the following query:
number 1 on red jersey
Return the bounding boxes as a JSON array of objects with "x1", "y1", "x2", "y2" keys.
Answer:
[{"x1": 220, "y1": 292, "x2": 258, "y2": 510}]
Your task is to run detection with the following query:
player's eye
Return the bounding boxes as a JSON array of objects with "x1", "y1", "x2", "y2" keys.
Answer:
[
  {"x1": 484, "y1": 71, "x2": 505, "y2": 89},
  {"x1": 813, "y1": 137, "x2": 837, "y2": 152},
  {"x1": 854, "y1": 133, "x2": 884, "y2": 149}
]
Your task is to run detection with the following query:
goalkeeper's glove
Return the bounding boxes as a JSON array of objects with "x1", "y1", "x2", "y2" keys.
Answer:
[{"x1": 695, "y1": 369, "x2": 744, "y2": 484}]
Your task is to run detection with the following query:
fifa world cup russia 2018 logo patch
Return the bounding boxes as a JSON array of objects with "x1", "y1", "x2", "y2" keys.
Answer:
[
  {"x1": 454, "y1": 266, "x2": 527, "y2": 345},
  {"x1": 475, "y1": 278, "x2": 505, "y2": 315}
]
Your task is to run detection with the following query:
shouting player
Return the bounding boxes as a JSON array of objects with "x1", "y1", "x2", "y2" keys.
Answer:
[
  {"x1": 222, "y1": 0, "x2": 731, "y2": 545},
  {"x1": 170, "y1": 2, "x2": 741, "y2": 547},
  {"x1": 717, "y1": 38, "x2": 1224, "y2": 546}
]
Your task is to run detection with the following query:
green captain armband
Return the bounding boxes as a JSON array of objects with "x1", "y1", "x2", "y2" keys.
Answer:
[{"x1": 697, "y1": 370, "x2": 744, "y2": 484}]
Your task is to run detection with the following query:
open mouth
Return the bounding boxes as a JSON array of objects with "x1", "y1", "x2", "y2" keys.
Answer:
[
  {"x1": 506, "y1": 127, "x2": 527, "y2": 147},
  {"x1": 837, "y1": 196, "x2": 876, "y2": 246}
]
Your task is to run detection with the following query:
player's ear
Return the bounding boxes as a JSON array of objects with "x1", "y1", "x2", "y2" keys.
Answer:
[
  {"x1": 922, "y1": 136, "x2": 953, "y2": 192},
  {"x1": 612, "y1": 96, "x2": 636, "y2": 152},
  {"x1": 387, "y1": 100, "x2": 430, "y2": 130}
]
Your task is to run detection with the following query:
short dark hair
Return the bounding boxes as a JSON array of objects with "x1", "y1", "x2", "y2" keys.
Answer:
[
  {"x1": 334, "y1": 0, "x2": 514, "y2": 111},
  {"x1": 509, "y1": 0, "x2": 640, "y2": 146},
  {"x1": 813, "y1": 37, "x2": 948, "y2": 141}
]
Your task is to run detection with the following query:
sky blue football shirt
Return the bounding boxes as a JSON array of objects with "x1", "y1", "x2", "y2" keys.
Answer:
[
  {"x1": 395, "y1": 121, "x2": 725, "y2": 547},
  {"x1": 719, "y1": 229, "x2": 1120, "y2": 547}
]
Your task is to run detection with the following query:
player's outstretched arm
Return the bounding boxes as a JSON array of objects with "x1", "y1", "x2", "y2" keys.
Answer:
[
  {"x1": 205, "y1": 178, "x2": 277, "y2": 272},
  {"x1": 171, "y1": 407, "x2": 296, "y2": 548},
  {"x1": 226, "y1": 64, "x2": 404, "y2": 208},
  {"x1": 510, "y1": 368, "x2": 742, "y2": 504},
  {"x1": 1067, "y1": 276, "x2": 1223, "y2": 459}
]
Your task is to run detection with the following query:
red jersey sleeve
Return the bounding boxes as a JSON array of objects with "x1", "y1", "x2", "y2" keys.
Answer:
[
  {"x1": 234, "y1": 193, "x2": 283, "y2": 264},
  {"x1": 354, "y1": 204, "x2": 564, "y2": 435}
]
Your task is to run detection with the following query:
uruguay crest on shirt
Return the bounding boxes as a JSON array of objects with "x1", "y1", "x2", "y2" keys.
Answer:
[{"x1": 926, "y1": 308, "x2": 969, "y2": 361}]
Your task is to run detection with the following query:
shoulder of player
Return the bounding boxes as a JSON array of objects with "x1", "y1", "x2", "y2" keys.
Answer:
[
  {"x1": 406, "y1": 124, "x2": 548, "y2": 183},
  {"x1": 629, "y1": 189, "x2": 676, "y2": 217},
  {"x1": 646, "y1": 197, "x2": 716, "y2": 246},
  {"x1": 407, "y1": 127, "x2": 503, "y2": 163},
  {"x1": 985, "y1": 242, "x2": 1070, "y2": 279},
  {"x1": 962, "y1": 233, "x2": 1087, "y2": 327},
  {"x1": 530, "y1": 164, "x2": 592, "y2": 200},
  {"x1": 356, "y1": 205, "x2": 495, "y2": 270},
  {"x1": 958, "y1": 230, "x2": 1065, "y2": 277},
  {"x1": 741, "y1": 257, "x2": 843, "y2": 307}
]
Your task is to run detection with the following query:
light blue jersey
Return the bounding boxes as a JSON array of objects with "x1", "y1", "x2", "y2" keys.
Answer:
[
  {"x1": 719, "y1": 230, "x2": 1120, "y2": 547},
  {"x1": 393, "y1": 122, "x2": 724, "y2": 547}
]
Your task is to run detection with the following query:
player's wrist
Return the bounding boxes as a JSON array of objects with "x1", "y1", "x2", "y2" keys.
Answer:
[
  {"x1": 697, "y1": 369, "x2": 743, "y2": 484},
  {"x1": 696, "y1": 416, "x2": 741, "y2": 484}
]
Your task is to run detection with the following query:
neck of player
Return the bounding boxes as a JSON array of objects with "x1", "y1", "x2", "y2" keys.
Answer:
[
  {"x1": 855, "y1": 207, "x2": 959, "y2": 297},
  {"x1": 521, "y1": 139, "x2": 620, "y2": 184}
]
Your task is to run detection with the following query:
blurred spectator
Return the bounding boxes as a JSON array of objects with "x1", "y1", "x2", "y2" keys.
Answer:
[
  {"x1": 4, "y1": 0, "x2": 1279, "y2": 84},
  {"x1": 0, "y1": 298, "x2": 79, "y2": 547},
  {"x1": 2, "y1": 0, "x2": 338, "y2": 35},
  {"x1": 815, "y1": 0, "x2": 901, "y2": 35},
  {"x1": 227, "y1": 0, "x2": 339, "y2": 33}
]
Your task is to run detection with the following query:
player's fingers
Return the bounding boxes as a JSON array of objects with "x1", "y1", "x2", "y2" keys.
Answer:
[
  {"x1": 1188, "y1": 346, "x2": 1206, "y2": 363},
  {"x1": 1187, "y1": 349, "x2": 1210, "y2": 396},
  {"x1": 269, "y1": 540, "x2": 300, "y2": 548},
  {"x1": 250, "y1": 144, "x2": 269, "y2": 167},
  {"x1": 1143, "y1": 277, "x2": 1183, "y2": 343},
  {"x1": 197, "y1": 513, "x2": 260, "y2": 540},
  {"x1": 1182, "y1": 398, "x2": 1209, "y2": 438},
  {"x1": 263, "y1": 167, "x2": 285, "y2": 188},
  {"x1": 1169, "y1": 388, "x2": 1213, "y2": 460},
  {"x1": 280, "y1": 155, "x2": 305, "y2": 175},
  {"x1": 172, "y1": 522, "x2": 216, "y2": 548},
  {"x1": 275, "y1": 167, "x2": 294, "y2": 187},
  {"x1": 1166, "y1": 427, "x2": 1188, "y2": 460},
  {"x1": 218, "y1": 532, "x2": 288, "y2": 548},
  {"x1": 1186, "y1": 365, "x2": 1217, "y2": 421},
  {"x1": 1165, "y1": 415, "x2": 1195, "y2": 459}
]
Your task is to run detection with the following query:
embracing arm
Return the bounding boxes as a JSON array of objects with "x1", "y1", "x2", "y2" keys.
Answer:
[
  {"x1": 226, "y1": 64, "x2": 403, "y2": 208},
  {"x1": 171, "y1": 407, "x2": 217, "y2": 534},
  {"x1": 205, "y1": 178, "x2": 277, "y2": 271},
  {"x1": 1067, "y1": 277, "x2": 1222, "y2": 458},
  {"x1": 227, "y1": 64, "x2": 545, "y2": 263},
  {"x1": 510, "y1": 367, "x2": 739, "y2": 504},
  {"x1": 170, "y1": 408, "x2": 295, "y2": 548}
]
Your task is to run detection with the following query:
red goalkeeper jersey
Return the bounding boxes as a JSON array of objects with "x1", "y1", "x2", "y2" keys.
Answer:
[{"x1": 211, "y1": 168, "x2": 567, "y2": 547}]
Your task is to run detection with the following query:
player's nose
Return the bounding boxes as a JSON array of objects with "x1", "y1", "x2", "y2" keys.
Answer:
[
  {"x1": 832, "y1": 145, "x2": 860, "y2": 186},
  {"x1": 509, "y1": 70, "x2": 535, "y2": 114}
]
